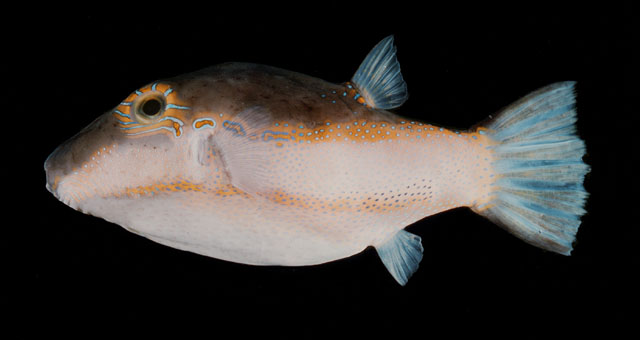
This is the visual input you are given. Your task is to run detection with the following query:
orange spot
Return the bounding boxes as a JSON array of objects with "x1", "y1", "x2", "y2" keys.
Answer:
[
  {"x1": 173, "y1": 122, "x2": 182, "y2": 136},
  {"x1": 195, "y1": 120, "x2": 214, "y2": 129}
]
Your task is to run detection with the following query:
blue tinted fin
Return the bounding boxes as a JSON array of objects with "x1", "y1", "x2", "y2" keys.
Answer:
[
  {"x1": 351, "y1": 35, "x2": 408, "y2": 110},
  {"x1": 474, "y1": 82, "x2": 590, "y2": 255},
  {"x1": 375, "y1": 230, "x2": 423, "y2": 286}
]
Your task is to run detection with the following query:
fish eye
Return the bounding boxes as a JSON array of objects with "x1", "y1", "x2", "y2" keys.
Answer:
[
  {"x1": 141, "y1": 98, "x2": 162, "y2": 117},
  {"x1": 133, "y1": 94, "x2": 166, "y2": 122}
]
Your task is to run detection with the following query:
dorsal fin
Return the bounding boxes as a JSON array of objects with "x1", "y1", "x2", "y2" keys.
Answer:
[{"x1": 351, "y1": 35, "x2": 409, "y2": 110}]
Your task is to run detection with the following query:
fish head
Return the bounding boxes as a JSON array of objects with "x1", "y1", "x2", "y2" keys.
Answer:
[
  {"x1": 44, "y1": 80, "x2": 221, "y2": 219},
  {"x1": 44, "y1": 62, "x2": 356, "y2": 229}
]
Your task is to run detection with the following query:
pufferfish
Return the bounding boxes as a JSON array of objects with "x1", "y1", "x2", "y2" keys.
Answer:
[{"x1": 44, "y1": 36, "x2": 589, "y2": 285}]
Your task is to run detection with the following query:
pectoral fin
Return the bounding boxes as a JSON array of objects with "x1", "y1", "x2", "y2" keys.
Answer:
[
  {"x1": 209, "y1": 106, "x2": 275, "y2": 196},
  {"x1": 375, "y1": 230, "x2": 424, "y2": 286}
]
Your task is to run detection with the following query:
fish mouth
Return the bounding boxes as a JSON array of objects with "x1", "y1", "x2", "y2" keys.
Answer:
[
  {"x1": 44, "y1": 139, "x2": 68, "y2": 193},
  {"x1": 44, "y1": 148, "x2": 82, "y2": 212},
  {"x1": 44, "y1": 153, "x2": 59, "y2": 197},
  {"x1": 44, "y1": 175, "x2": 81, "y2": 211}
]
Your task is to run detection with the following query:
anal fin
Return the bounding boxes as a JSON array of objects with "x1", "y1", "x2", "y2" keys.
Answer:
[{"x1": 375, "y1": 230, "x2": 424, "y2": 286}]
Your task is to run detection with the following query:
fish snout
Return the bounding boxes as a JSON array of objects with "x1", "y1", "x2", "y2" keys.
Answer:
[
  {"x1": 44, "y1": 144, "x2": 62, "y2": 195},
  {"x1": 44, "y1": 134, "x2": 83, "y2": 208},
  {"x1": 44, "y1": 137, "x2": 76, "y2": 195},
  {"x1": 44, "y1": 114, "x2": 113, "y2": 208}
]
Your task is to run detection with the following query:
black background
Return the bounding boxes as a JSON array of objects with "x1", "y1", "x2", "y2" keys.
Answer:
[{"x1": 5, "y1": 4, "x2": 637, "y2": 337}]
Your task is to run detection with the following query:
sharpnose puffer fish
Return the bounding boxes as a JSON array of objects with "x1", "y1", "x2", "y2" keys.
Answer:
[{"x1": 45, "y1": 36, "x2": 589, "y2": 285}]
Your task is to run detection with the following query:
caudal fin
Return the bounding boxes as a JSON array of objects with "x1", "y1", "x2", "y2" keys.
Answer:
[{"x1": 474, "y1": 82, "x2": 589, "y2": 255}]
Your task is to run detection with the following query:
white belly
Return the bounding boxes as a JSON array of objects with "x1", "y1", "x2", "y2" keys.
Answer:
[{"x1": 84, "y1": 192, "x2": 401, "y2": 266}]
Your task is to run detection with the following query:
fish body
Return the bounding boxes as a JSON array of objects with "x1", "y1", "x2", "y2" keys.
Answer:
[{"x1": 45, "y1": 37, "x2": 589, "y2": 285}]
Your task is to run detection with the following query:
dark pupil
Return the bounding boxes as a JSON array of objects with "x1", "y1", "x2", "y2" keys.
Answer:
[{"x1": 142, "y1": 99, "x2": 162, "y2": 116}]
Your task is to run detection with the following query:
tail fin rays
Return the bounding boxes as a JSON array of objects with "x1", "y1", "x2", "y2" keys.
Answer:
[{"x1": 474, "y1": 82, "x2": 589, "y2": 255}]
